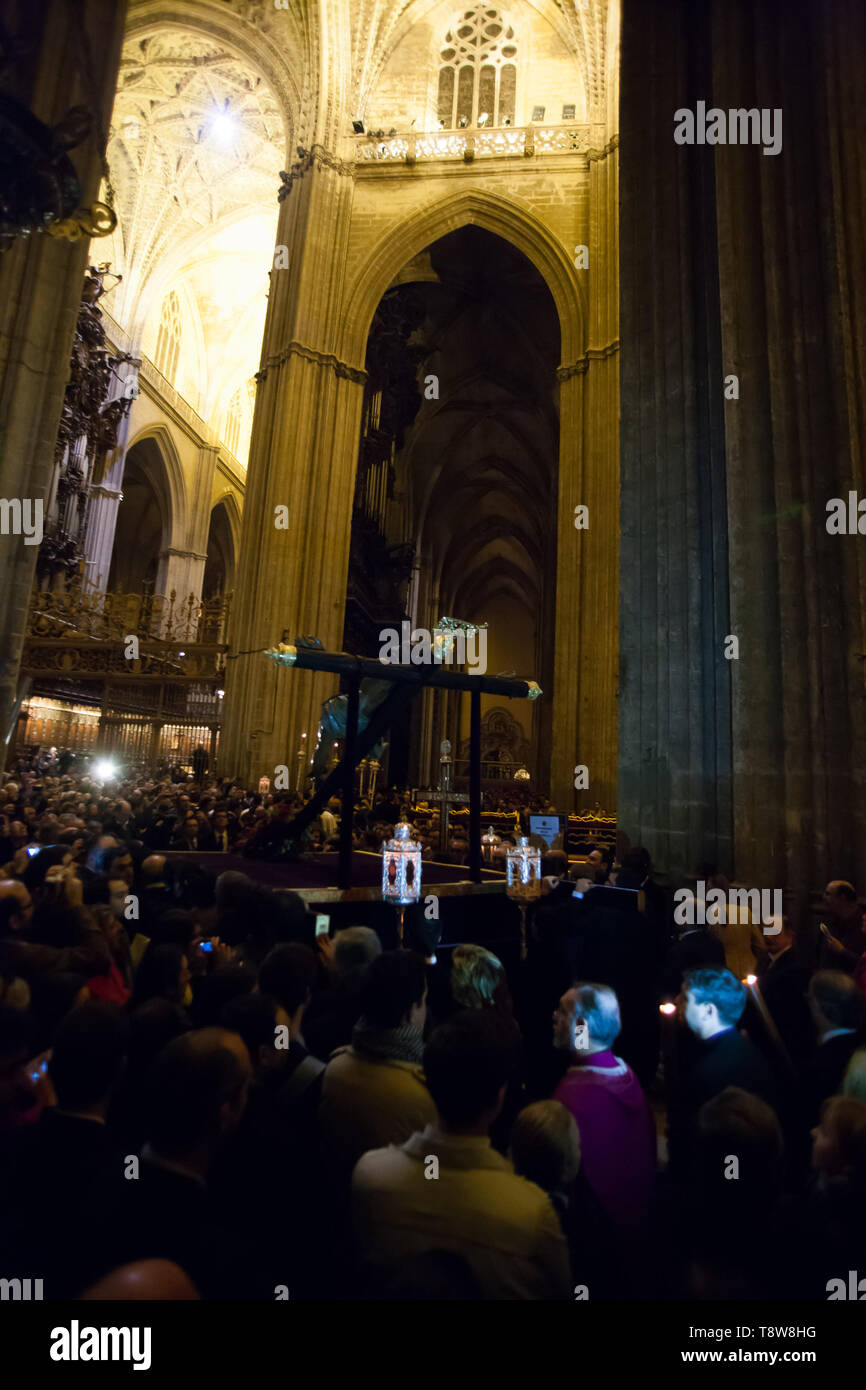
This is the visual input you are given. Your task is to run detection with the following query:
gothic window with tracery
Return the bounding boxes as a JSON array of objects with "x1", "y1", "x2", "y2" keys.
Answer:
[
  {"x1": 437, "y1": 7, "x2": 518, "y2": 130},
  {"x1": 154, "y1": 290, "x2": 182, "y2": 384}
]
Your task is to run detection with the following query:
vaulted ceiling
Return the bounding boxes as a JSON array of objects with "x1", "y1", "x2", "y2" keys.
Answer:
[{"x1": 398, "y1": 226, "x2": 560, "y2": 630}]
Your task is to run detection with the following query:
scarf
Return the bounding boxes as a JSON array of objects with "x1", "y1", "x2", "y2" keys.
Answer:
[{"x1": 351, "y1": 1017, "x2": 424, "y2": 1066}]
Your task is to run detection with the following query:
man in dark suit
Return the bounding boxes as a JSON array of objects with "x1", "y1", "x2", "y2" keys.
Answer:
[
  {"x1": 668, "y1": 966, "x2": 780, "y2": 1176},
  {"x1": 663, "y1": 921, "x2": 726, "y2": 1000},
  {"x1": 209, "y1": 809, "x2": 235, "y2": 855},
  {"x1": 144, "y1": 797, "x2": 176, "y2": 851},
  {"x1": 192, "y1": 745, "x2": 208, "y2": 784},
  {"x1": 803, "y1": 971, "x2": 864, "y2": 1126},
  {"x1": 0, "y1": 1002, "x2": 129, "y2": 1297},
  {"x1": 756, "y1": 916, "x2": 815, "y2": 1070},
  {"x1": 170, "y1": 811, "x2": 205, "y2": 852},
  {"x1": 106, "y1": 1027, "x2": 254, "y2": 1298}
]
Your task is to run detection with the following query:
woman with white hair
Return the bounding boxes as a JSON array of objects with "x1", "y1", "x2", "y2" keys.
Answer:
[{"x1": 551, "y1": 981, "x2": 656, "y2": 1236}]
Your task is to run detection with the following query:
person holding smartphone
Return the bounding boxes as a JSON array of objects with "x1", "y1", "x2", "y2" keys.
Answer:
[
  {"x1": 0, "y1": 876, "x2": 111, "y2": 982},
  {"x1": 819, "y1": 881, "x2": 864, "y2": 971}
]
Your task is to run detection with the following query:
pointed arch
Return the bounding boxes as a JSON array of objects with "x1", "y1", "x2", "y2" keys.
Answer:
[
  {"x1": 212, "y1": 489, "x2": 242, "y2": 581},
  {"x1": 124, "y1": 423, "x2": 188, "y2": 550},
  {"x1": 341, "y1": 187, "x2": 584, "y2": 370}
]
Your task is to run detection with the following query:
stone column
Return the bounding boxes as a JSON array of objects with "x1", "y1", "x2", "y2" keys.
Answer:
[
  {"x1": 619, "y1": 0, "x2": 733, "y2": 876},
  {"x1": 550, "y1": 139, "x2": 620, "y2": 816},
  {"x1": 619, "y1": 0, "x2": 866, "y2": 894},
  {"x1": 711, "y1": 0, "x2": 866, "y2": 895},
  {"x1": 218, "y1": 152, "x2": 364, "y2": 785},
  {"x1": 83, "y1": 358, "x2": 140, "y2": 592},
  {"x1": 84, "y1": 469, "x2": 124, "y2": 592},
  {"x1": 0, "y1": 0, "x2": 128, "y2": 749},
  {"x1": 155, "y1": 549, "x2": 208, "y2": 628}
]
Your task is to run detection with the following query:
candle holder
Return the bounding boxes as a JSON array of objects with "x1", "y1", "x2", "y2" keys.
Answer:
[
  {"x1": 506, "y1": 835, "x2": 542, "y2": 959},
  {"x1": 481, "y1": 824, "x2": 501, "y2": 866},
  {"x1": 382, "y1": 821, "x2": 422, "y2": 945}
]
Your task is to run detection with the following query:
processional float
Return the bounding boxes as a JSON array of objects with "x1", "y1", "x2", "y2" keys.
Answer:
[{"x1": 264, "y1": 637, "x2": 541, "y2": 890}]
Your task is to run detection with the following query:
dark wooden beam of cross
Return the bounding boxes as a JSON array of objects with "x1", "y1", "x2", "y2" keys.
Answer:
[{"x1": 265, "y1": 642, "x2": 541, "y2": 888}]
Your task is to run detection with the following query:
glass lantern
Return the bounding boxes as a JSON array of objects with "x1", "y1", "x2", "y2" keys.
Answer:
[
  {"x1": 506, "y1": 836, "x2": 542, "y2": 897},
  {"x1": 506, "y1": 836, "x2": 542, "y2": 960},
  {"x1": 382, "y1": 822, "x2": 422, "y2": 906},
  {"x1": 481, "y1": 824, "x2": 501, "y2": 866}
]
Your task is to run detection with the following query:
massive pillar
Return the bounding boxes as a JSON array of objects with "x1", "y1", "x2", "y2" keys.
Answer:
[
  {"x1": 619, "y1": 0, "x2": 732, "y2": 875},
  {"x1": 550, "y1": 138, "x2": 620, "y2": 815},
  {"x1": 218, "y1": 152, "x2": 364, "y2": 784},
  {"x1": 619, "y1": 0, "x2": 866, "y2": 894},
  {"x1": 713, "y1": 0, "x2": 866, "y2": 896},
  {"x1": 0, "y1": 0, "x2": 127, "y2": 747}
]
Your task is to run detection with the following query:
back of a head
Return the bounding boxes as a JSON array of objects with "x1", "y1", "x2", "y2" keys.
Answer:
[
  {"x1": 510, "y1": 1099, "x2": 581, "y2": 1193},
  {"x1": 570, "y1": 982, "x2": 622, "y2": 1050},
  {"x1": 359, "y1": 950, "x2": 427, "y2": 1029},
  {"x1": 49, "y1": 1001, "x2": 129, "y2": 1111},
  {"x1": 542, "y1": 850, "x2": 568, "y2": 878},
  {"x1": 178, "y1": 869, "x2": 216, "y2": 915},
  {"x1": 215, "y1": 870, "x2": 253, "y2": 911},
  {"x1": 258, "y1": 942, "x2": 317, "y2": 1015},
  {"x1": 333, "y1": 926, "x2": 382, "y2": 977},
  {"x1": 221, "y1": 991, "x2": 280, "y2": 1064},
  {"x1": 809, "y1": 971, "x2": 863, "y2": 1032},
  {"x1": 695, "y1": 1085, "x2": 783, "y2": 1198},
  {"x1": 150, "y1": 909, "x2": 196, "y2": 949},
  {"x1": 81, "y1": 1259, "x2": 200, "y2": 1301},
  {"x1": 623, "y1": 846, "x2": 652, "y2": 879},
  {"x1": 829, "y1": 881, "x2": 858, "y2": 903},
  {"x1": 272, "y1": 890, "x2": 309, "y2": 943},
  {"x1": 423, "y1": 1010, "x2": 518, "y2": 1129},
  {"x1": 29, "y1": 971, "x2": 88, "y2": 1050},
  {"x1": 450, "y1": 944, "x2": 503, "y2": 1011},
  {"x1": 140, "y1": 855, "x2": 166, "y2": 885},
  {"x1": 131, "y1": 943, "x2": 185, "y2": 1009},
  {"x1": 21, "y1": 845, "x2": 69, "y2": 892},
  {"x1": 820, "y1": 1095, "x2": 866, "y2": 1187},
  {"x1": 842, "y1": 1048, "x2": 866, "y2": 1102},
  {"x1": 685, "y1": 967, "x2": 746, "y2": 1028},
  {"x1": 146, "y1": 1027, "x2": 249, "y2": 1157},
  {"x1": 189, "y1": 965, "x2": 255, "y2": 1029},
  {"x1": 128, "y1": 997, "x2": 190, "y2": 1073}
]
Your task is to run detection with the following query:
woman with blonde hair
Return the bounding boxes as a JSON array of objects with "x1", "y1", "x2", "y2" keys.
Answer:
[
  {"x1": 510, "y1": 1098, "x2": 581, "y2": 1193},
  {"x1": 842, "y1": 1048, "x2": 866, "y2": 1102},
  {"x1": 450, "y1": 943, "x2": 504, "y2": 1011}
]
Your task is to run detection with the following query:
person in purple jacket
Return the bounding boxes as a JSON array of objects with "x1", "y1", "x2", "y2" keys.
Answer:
[{"x1": 552, "y1": 982, "x2": 656, "y2": 1234}]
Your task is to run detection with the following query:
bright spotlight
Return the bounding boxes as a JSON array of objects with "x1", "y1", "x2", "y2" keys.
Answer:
[
  {"x1": 210, "y1": 106, "x2": 236, "y2": 146},
  {"x1": 94, "y1": 759, "x2": 118, "y2": 782}
]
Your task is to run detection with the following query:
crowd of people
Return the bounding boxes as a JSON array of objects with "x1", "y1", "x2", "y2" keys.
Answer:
[
  {"x1": 12, "y1": 744, "x2": 564, "y2": 865},
  {"x1": 0, "y1": 755, "x2": 865, "y2": 1300}
]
